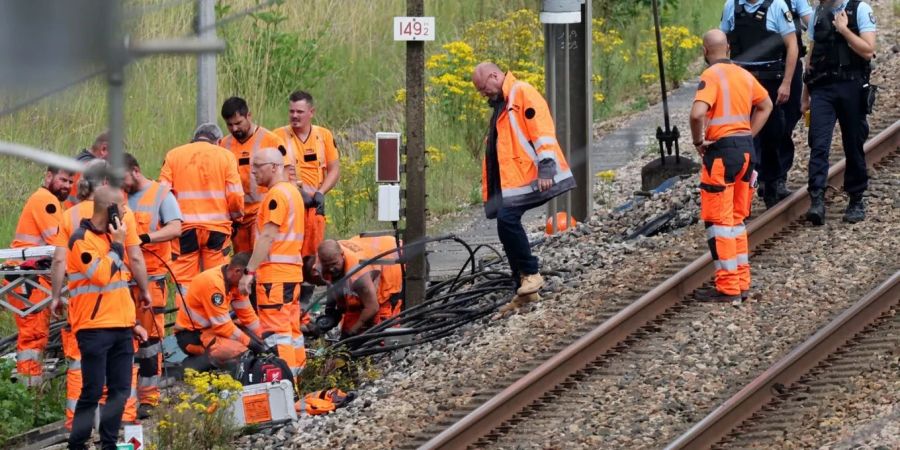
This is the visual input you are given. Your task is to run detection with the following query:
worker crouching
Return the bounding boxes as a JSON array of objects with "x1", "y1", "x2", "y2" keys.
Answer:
[
  {"x1": 174, "y1": 253, "x2": 266, "y2": 370},
  {"x1": 315, "y1": 236, "x2": 404, "y2": 339}
]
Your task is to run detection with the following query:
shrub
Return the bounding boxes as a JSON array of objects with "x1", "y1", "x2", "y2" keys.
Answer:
[
  {"x1": 0, "y1": 359, "x2": 65, "y2": 446},
  {"x1": 297, "y1": 342, "x2": 379, "y2": 394},
  {"x1": 637, "y1": 25, "x2": 702, "y2": 88},
  {"x1": 149, "y1": 369, "x2": 243, "y2": 450}
]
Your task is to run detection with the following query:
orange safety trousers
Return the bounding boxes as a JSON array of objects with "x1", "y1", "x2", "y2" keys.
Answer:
[
  {"x1": 699, "y1": 137, "x2": 754, "y2": 296},
  {"x1": 133, "y1": 280, "x2": 167, "y2": 406},
  {"x1": 62, "y1": 328, "x2": 138, "y2": 430},
  {"x1": 232, "y1": 220, "x2": 257, "y2": 254},
  {"x1": 171, "y1": 228, "x2": 232, "y2": 296},
  {"x1": 5, "y1": 277, "x2": 52, "y2": 387},
  {"x1": 301, "y1": 208, "x2": 326, "y2": 258},
  {"x1": 177, "y1": 329, "x2": 250, "y2": 367},
  {"x1": 341, "y1": 300, "x2": 402, "y2": 335},
  {"x1": 256, "y1": 282, "x2": 305, "y2": 375}
]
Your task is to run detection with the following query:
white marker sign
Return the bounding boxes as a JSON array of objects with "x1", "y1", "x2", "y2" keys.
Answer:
[{"x1": 394, "y1": 16, "x2": 435, "y2": 41}]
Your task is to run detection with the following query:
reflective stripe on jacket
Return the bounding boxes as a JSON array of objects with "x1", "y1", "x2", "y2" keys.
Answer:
[
  {"x1": 12, "y1": 187, "x2": 63, "y2": 248},
  {"x1": 131, "y1": 181, "x2": 172, "y2": 276},
  {"x1": 482, "y1": 72, "x2": 575, "y2": 209},
  {"x1": 159, "y1": 141, "x2": 245, "y2": 234},
  {"x1": 219, "y1": 127, "x2": 287, "y2": 224},
  {"x1": 256, "y1": 181, "x2": 305, "y2": 282},
  {"x1": 174, "y1": 265, "x2": 260, "y2": 344}
]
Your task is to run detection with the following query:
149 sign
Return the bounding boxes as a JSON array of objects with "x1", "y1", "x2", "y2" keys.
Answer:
[{"x1": 393, "y1": 16, "x2": 435, "y2": 41}]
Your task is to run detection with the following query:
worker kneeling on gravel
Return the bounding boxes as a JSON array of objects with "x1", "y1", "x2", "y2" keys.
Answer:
[
  {"x1": 174, "y1": 253, "x2": 267, "y2": 370},
  {"x1": 314, "y1": 236, "x2": 403, "y2": 338},
  {"x1": 689, "y1": 29, "x2": 773, "y2": 304},
  {"x1": 471, "y1": 62, "x2": 575, "y2": 312}
]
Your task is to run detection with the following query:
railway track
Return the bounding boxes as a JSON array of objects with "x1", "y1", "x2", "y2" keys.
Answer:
[
  {"x1": 668, "y1": 270, "x2": 900, "y2": 449},
  {"x1": 408, "y1": 114, "x2": 900, "y2": 449}
]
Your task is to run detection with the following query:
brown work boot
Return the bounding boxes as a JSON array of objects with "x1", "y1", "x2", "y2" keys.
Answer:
[
  {"x1": 493, "y1": 292, "x2": 541, "y2": 319},
  {"x1": 516, "y1": 273, "x2": 544, "y2": 296}
]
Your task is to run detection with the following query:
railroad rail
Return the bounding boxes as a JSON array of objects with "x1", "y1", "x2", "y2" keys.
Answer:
[
  {"x1": 666, "y1": 269, "x2": 900, "y2": 449},
  {"x1": 413, "y1": 118, "x2": 900, "y2": 450}
]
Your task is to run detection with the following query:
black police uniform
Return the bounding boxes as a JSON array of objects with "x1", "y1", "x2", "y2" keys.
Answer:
[
  {"x1": 779, "y1": 1, "x2": 808, "y2": 196},
  {"x1": 804, "y1": 0, "x2": 872, "y2": 224},
  {"x1": 726, "y1": 0, "x2": 794, "y2": 207}
]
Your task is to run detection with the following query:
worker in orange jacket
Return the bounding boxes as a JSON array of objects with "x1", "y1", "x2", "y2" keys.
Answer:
[
  {"x1": 274, "y1": 90, "x2": 341, "y2": 301},
  {"x1": 689, "y1": 30, "x2": 773, "y2": 303},
  {"x1": 51, "y1": 159, "x2": 152, "y2": 313},
  {"x1": 62, "y1": 187, "x2": 148, "y2": 450},
  {"x1": 122, "y1": 153, "x2": 182, "y2": 417},
  {"x1": 174, "y1": 253, "x2": 266, "y2": 369},
  {"x1": 160, "y1": 123, "x2": 244, "y2": 297},
  {"x1": 219, "y1": 97, "x2": 289, "y2": 254},
  {"x1": 471, "y1": 62, "x2": 576, "y2": 311},
  {"x1": 315, "y1": 236, "x2": 403, "y2": 338},
  {"x1": 7, "y1": 166, "x2": 73, "y2": 386},
  {"x1": 238, "y1": 148, "x2": 306, "y2": 376},
  {"x1": 65, "y1": 131, "x2": 109, "y2": 208}
]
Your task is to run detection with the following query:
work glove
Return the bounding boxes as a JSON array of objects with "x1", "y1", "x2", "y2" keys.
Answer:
[
  {"x1": 314, "y1": 192, "x2": 326, "y2": 216},
  {"x1": 231, "y1": 220, "x2": 240, "y2": 238},
  {"x1": 247, "y1": 338, "x2": 267, "y2": 354}
]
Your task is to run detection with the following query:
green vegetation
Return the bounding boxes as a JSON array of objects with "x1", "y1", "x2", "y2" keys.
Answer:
[{"x1": 0, "y1": 359, "x2": 65, "y2": 446}]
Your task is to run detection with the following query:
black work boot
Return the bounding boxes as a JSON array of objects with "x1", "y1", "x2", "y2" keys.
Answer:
[
  {"x1": 806, "y1": 189, "x2": 826, "y2": 226},
  {"x1": 763, "y1": 181, "x2": 778, "y2": 208},
  {"x1": 843, "y1": 193, "x2": 866, "y2": 223},
  {"x1": 775, "y1": 178, "x2": 792, "y2": 202}
]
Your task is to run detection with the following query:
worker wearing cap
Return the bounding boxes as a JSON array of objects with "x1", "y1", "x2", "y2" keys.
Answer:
[
  {"x1": 219, "y1": 97, "x2": 290, "y2": 254},
  {"x1": 7, "y1": 166, "x2": 73, "y2": 386},
  {"x1": 721, "y1": 0, "x2": 801, "y2": 208},
  {"x1": 160, "y1": 123, "x2": 245, "y2": 297},
  {"x1": 690, "y1": 29, "x2": 773, "y2": 303}
]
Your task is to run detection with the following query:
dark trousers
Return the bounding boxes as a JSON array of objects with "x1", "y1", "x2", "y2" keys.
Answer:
[
  {"x1": 807, "y1": 80, "x2": 869, "y2": 194},
  {"x1": 69, "y1": 328, "x2": 134, "y2": 450},
  {"x1": 754, "y1": 77, "x2": 788, "y2": 185},
  {"x1": 496, "y1": 205, "x2": 539, "y2": 287},
  {"x1": 779, "y1": 59, "x2": 805, "y2": 180}
]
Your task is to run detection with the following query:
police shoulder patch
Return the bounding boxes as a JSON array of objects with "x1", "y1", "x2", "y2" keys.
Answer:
[
  {"x1": 784, "y1": 10, "x2": 793, "y2": 23},
  {"x1": 269, "y1": 199, "x2": 278, "y2": 210},
  {"x1": 697, "y1": 80, "x2": 706, "y2": 91},
  {"x1": 211, "y1": 292, "x2": 224, "y2": 306},
  {"x1": 45, "y1": 203, "x2": 57, "y2": 214}
]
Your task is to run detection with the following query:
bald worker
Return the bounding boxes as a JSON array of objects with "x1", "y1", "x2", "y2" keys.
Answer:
[{"x1": 239, "y1": 148, "x2": 306, "y2": 377}]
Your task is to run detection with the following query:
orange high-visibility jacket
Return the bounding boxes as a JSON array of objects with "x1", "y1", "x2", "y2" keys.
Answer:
[
  {"x1": 130, "y1": 181, "x2": 174, "y2": 276},
  {"x1": 274, "y1": 125, "x2": 339, "y2": 189},
  {"x1": 334, "y1": 237, "x2": 403, "y2": 309},
  {"x1": 482, "y1": 72, "x2": 576, "y2": 208},
  {"x1": 159, "y1": 141, "x2": 244, "y2": 234},
  {"x1": 65, "y1": 220, "x2": 135, "y2": 333},
  {"x1": 694, "y1": 61, "x2": 769, "y2": 141},
  {"x1": 52, "y1": 201, "x2": 141, "y2": 280},
  {"x1": 218, "y1": 127, "x2": 288, "y2": 225},
  {"x1": 12, "y1": 187, "x2": 64, "y2": 248},
  {"x1": 174, "y1": 265, "x2": 260, "y2": 345},
  {"x1": 256, "y1": 181, "x2": 305, "y2": 283}
]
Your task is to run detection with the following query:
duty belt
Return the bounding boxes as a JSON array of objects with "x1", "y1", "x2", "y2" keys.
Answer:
[
  {"x1": 804, "y1": 69, "x2": 869, "y2": 87},
  {"x1": 737, "y1": 61, "x2": 786, "y2": 81}
]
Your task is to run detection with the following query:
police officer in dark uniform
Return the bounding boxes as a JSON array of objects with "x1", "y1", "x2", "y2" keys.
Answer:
[
  {"x1": 778, "y1": 0, "x2": 813, "y2": 200},
  {"x1": 800, "y1": 0, "x2": 877, "y2": 224},
  {"x1": 721, "y1": 0, "x2": 800, "y2": 208}
]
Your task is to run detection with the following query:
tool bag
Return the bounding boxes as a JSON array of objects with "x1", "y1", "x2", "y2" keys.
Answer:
[{"x1": 233, "y1": 352, "x2": 293, "y2": 387}]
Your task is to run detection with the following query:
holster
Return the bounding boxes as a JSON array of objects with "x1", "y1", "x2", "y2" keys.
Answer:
[{"x1": 862, "y1": 83, "x2": 878, "y2": 115}]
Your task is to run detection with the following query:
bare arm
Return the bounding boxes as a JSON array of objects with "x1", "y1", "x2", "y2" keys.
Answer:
[
  {"x1": 319, "y1": 159, "x2": 340, "y2": 194},
  {"x1": 689, "y1": 101, "x2": 710, "y2": 148},
  {"x1": 148, "y1": 219, "x2": 182, "y2": 243},
  {"x1": 750, "y1": 97, "x2": 774, "y2": 137},
  {"x1": 239, "y1": 222, "x2": 278, "y2": 295},
  {"x1": 778, "y1": 35, "x2": 799, "y2": 105},
  {"x1": 50, "y1": 246, "x2": 67, "y2": 317},
  {"x1": 348, "y1": 275, "x2": 379, "y2": 335},
  {"x1": 126, "y1": 245, "x2": 151, "y2": 307}
]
